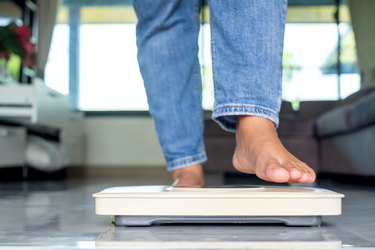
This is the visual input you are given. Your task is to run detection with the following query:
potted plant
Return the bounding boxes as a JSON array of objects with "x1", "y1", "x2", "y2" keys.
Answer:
[{"x1": 0, "y1": 22, "x2": 35, "y2": 84}]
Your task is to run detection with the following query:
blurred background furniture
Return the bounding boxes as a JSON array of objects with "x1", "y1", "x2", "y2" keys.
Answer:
[
  {"x1": 316, "y1": 87, "x2": 375, "y2": 176},
  {"x1": 203, "y1": 101, "x2": 335, "y2": 175},
  {"x1": 0, "y1": 79, "x2": 83, "y2": 180},
  {"x1": 0, "y1": 125, "x2": 26, "y2": 173},
  {"x1": 204, "y1": 87, "x2": 375, "y2": 178}
]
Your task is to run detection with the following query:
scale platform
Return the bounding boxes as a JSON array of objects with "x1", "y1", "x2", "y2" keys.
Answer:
[{"x1": 93, "y1": 185, "x2": 344, "y2": 227}]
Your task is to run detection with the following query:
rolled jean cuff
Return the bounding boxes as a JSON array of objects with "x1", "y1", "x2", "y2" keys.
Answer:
[
  {"x1": 167, "y1": 152, "x2": 207, "y2": 172},
  {"x1": 212, "y1": 104, "x2": 280, "y2": 132}
]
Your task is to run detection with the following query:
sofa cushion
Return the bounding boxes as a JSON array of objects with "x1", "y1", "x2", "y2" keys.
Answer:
[
  {"x1": 204, "y1": 119, "x2": 234, "y2": 137},
  {"x1": 298, "y1": 101, "x2": 338, "y2": 119},
  {"x1": 315, "y1": 90, "x2": 375, "y2": 138},
  {"x1": 315, "y1": 105, "x2": 352, "y2": 137},
  {"x1": 278, "y1": 118, "x2": 315, "y2": 137},
  {"x1": 340, "y1": 86, "x2": 375, "y2": 105},
  {"x1": 348, "y1": 90, "x2": 375, "y2": 130}
]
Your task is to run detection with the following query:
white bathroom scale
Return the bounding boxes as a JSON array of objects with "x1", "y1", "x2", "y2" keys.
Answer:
[{"x1": 93, "y1": 185, "x2": 344, "y2": 226}]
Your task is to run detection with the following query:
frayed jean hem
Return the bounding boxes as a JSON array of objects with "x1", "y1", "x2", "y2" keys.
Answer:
[
  {"x1": 212, "y1": 104, "x2": 280, "y2": 132},
  {"x1": 167, "y1": 153, "x2": 207, "y2": 172}
]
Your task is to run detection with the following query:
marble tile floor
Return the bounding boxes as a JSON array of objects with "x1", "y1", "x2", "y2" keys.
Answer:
[{"x1": 0, "y1": 176, "x2": 374, "y2": 250}]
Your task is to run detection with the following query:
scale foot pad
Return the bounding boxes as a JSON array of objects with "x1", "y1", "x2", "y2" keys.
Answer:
[{"x1": 113, "y1": 216, "x2": 322, "y2": 227}]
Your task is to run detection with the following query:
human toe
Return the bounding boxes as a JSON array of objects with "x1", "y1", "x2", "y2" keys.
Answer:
[
  {"x1": 265, "y1": 164, "x2": 290, "y2": 183},
  {"x1": 289, "y1": 167, "x2": 303, "y2": 182}
]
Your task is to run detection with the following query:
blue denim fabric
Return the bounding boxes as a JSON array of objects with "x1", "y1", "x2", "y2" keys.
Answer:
[
  {"x1": 210, "y1": 0, "x2": 287, "y2": 132},
  {"x1": 133, "y1": 0, "x2": 287, "y2": 171}
]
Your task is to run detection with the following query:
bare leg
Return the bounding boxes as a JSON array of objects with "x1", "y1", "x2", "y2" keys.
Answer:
[
  {"x1": 233, "y1": 116, "x2": 316, "y2": 183},
  {"x1": 172, "y1": 164, "x2": 205, "y2": 187}
]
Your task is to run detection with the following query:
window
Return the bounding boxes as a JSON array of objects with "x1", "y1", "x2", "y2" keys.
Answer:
[
  {"x1": 45, "y1": 1, "x2": 360, "y2": 112},
  {"x1": 45, "y1": 24, "x2": 69, "y2": 95},
  {"x1": 46, "y1": 4, "x2": 147, "y2": 111},
  {"x1": 79, "y1": 23, "x2": 146, "y2": 110},
  {"x1": 282, "y1": 4, "x2": 360, "y2": 104}
]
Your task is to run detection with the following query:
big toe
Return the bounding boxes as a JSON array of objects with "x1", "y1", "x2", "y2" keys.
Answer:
[{"x1": 264, "y1": 165, "x2": 290, "y2": 183}]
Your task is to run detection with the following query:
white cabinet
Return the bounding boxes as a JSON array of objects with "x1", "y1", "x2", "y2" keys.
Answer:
[
  {"x1": 0, "y1": 125, "x2": 26, "y2": 167},
  {"x1": 0, "y1": 78, "x2": 83, "y2": 166}
]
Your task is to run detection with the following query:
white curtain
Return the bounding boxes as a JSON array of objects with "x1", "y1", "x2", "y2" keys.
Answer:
[
  {"x1": 36, "y1": 0, "x2": 59, "y2": 79},
  {"x1": 348, "y1": 0, "x2": 375, "y2": 87}
]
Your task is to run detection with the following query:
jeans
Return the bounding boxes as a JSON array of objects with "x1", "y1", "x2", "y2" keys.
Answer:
[{"x1": 133, "y1": 0, "x2": 287, "y2": 171}]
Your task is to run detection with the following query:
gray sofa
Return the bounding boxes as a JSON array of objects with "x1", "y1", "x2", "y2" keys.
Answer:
[
  {"x1": 316, "y1": 88, "x2": 375, "y2": 176},
  {"x1": 203, "y1": 87, "x2": 375, "y2": 177}
]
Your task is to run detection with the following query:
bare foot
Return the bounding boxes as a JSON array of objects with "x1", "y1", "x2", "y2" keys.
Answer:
[
  {"x1": 171, "y1": 164, "x2": 205, "y2": 187},
  {"x1": 232, "y1": 116, "x2": 316, "y2": 183}
]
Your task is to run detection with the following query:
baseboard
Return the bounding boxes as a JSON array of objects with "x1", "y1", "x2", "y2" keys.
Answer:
[
  {"x1": 0, "y1": 166, "x2": 24, "y2": 181},
  {"x1": 0, "y1": 166, "x2": 67, "y2": 181}
]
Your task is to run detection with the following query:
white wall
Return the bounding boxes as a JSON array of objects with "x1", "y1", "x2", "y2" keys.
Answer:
[{"x1": 83, "y1": 117, "x2": 165, "y2": 167}]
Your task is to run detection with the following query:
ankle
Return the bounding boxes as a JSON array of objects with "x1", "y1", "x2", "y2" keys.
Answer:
[
  {"x1": 238, "y1": 116, "x2": 276, "y2": 128},
  {"x1": 237, "y1": 116, "x2": 277, "y2": 135},
  {"x1": 172, "y1": 164, "x2": 204, "y2": 181},
  {"x1": 171, "y1": 164, "x2": 205, "y2": 187}
]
